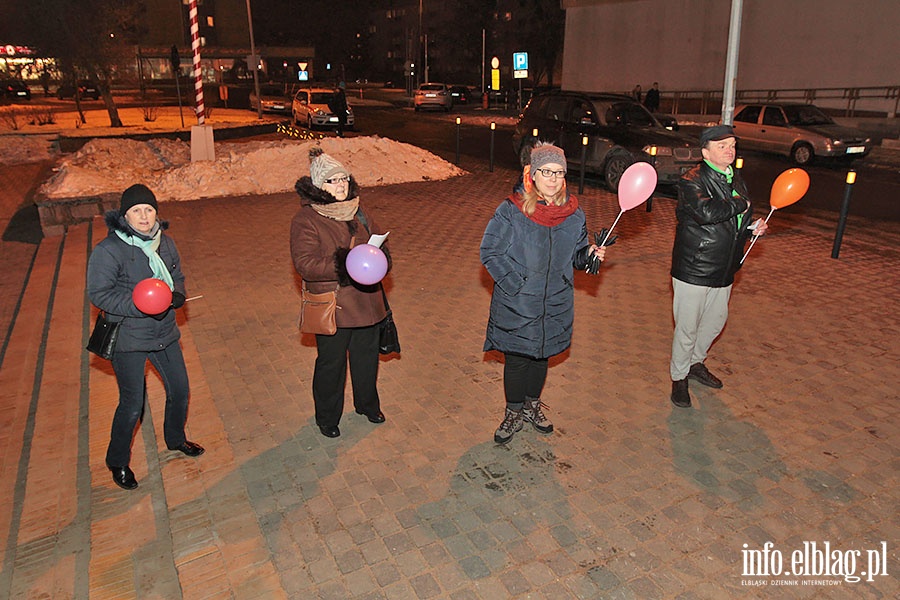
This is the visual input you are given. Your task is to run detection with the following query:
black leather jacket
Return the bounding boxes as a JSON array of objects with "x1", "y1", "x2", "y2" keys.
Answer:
[{"x1": 671, "y1": 161, "x2": 753, "y2": 287}]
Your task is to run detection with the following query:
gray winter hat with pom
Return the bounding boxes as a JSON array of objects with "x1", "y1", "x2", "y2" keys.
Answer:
[{"x1": 309, "y1": 147, "x2": 349, "y2": 189}]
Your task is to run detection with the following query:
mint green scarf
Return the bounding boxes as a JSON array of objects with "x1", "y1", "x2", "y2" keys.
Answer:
[{"x1": 115, "y1": 226, "x2": 174, "y2": 290}]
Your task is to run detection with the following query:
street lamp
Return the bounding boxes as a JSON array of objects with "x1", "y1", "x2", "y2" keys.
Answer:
[{"x1": 246, "y1": 0, "x2": 262, "y2": 119}]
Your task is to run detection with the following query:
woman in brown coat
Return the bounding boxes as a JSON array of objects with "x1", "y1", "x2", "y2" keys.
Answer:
[{"x1": 291, "y1": 147, "x2": 391, "y2": 438}]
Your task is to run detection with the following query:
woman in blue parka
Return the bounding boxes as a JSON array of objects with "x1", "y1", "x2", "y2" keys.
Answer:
[
  {"x1": 481, "y1": 143, "x2": 610, "y2": 444},
  {"x1": 87, "y1": 184, "x2": 204, "y2": 490}
]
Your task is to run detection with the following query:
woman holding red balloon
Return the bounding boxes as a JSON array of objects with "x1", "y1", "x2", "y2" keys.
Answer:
[
  {"x1": 481, "y1": 142, "x2": 609, "y2": 445},
  {"x1": 87, "y1": 184, "x2": 204, "y2": 490},
  {"x1": 291, "y1": 147, "x2": 392, "y2": 438}
]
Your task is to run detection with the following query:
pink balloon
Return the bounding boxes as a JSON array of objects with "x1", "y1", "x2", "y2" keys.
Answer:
[
  {"x1": 346, "y1": 244, "x2": 388, "y2": 285},
  {"x1": 132, "y1": 278, "x2": 172, "y2": 314},
  {"x1": 617, "y1": 162, "x2": 658, "y2": 211}
]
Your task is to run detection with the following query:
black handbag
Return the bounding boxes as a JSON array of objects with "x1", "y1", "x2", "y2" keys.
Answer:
[
  {"x1": 356, "y1": 207, "x2": 400, "y2": 355},
  {"x1": 379, "y1": 307, "x2": 401, "y2": 355},
  {"x1": 86, "y1": 311, "x2": 121, "y2": 360}
]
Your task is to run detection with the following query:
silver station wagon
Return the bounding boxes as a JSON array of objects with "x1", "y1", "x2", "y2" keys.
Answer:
[{"x1": 732, "y1": 103, "x2": 872, "y2": 165}]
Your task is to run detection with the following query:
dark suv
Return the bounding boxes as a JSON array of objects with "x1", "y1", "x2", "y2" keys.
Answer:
[
  {"x1": 1, "y1": 79, "x2": 31, "y2": 101},
  {"x1": 56, "y1": 79, "x2": 100, "y2": 100},
  {"x1": 513, "y1": 91, "x2": 700, "y2": 191}
]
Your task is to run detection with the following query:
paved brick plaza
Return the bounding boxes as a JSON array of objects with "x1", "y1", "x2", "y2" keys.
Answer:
[{"x1": 0, "y1": 157, "x2": 897, "y2": 598}]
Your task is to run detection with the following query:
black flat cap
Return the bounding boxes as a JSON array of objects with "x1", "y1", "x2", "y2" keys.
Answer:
[{"x1": 699, "y1": 124, "x2": 738, "y2": 146}]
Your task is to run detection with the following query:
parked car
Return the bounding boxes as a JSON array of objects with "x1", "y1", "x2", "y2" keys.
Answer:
[
  {"x1": 513, "y1": 90, "x2": 701, "y2": 191},
  {"x1": 732, "y1": 102, "x2": 872, "y2": 165},
  {"x1": 654, "y1": 113, "x2": 679, "y2": 131},
  {"x1": 414, "y1": 82, "x2": 452, "y2": 112},
  {"x1": 249, "y1": 83, "x2": 292, "y2": 115},
  {"x1": 1, "y1": 79, "x2": 31, "y2": 101},
  {"x1": 291, "y1": 88, "x2": 355, "y2": 130},
  {"x1": 56, "y1": 79, "x2": 100, "y2": 100},
  {"x1": 448, "y1": 85, "x2": 472, "y2": 105}
]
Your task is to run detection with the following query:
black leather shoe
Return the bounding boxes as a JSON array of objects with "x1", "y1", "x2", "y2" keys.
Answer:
[
  {"x1": 109, "y1": 465, "x2": 138, "y2": 490},
  {"x1": 356, "y1": 410, "x2": 386, "y2": 424},
  {"x1": 168, "y1": 441, "x2": 205, "y2": 457},
  {"x1": 318, "y1": 425, "x2": 341, "y2": 438},
  {"x1": 671, "y1": 379, "x2": 692, "y2": 408},
  {"x1": 688, "y1": 362, "x2": 723, "y2": 389}
]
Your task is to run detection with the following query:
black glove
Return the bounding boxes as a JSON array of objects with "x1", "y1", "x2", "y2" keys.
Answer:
[
  {"x1": 334, "y1": 248, "x2": 352, "y2": 286},
  {"x1": 171, "y1": 291, "x2": 186, "y2": 309},
  {"x1": 594, "y1": 229, "x2": 617, "y2": 247},
  {"x1": 585, "y1": 251, "x2": 602, "y2": 275}
]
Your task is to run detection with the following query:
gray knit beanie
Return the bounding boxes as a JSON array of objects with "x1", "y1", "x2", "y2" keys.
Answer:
[
  {"x1": 309, "y1": 147, "x2": 349, "y2": 189},
  {"x1": 529, "y1": 142, "x2": 567, "y2": 178}
]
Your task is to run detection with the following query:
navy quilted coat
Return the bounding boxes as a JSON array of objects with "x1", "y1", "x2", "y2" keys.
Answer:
[
  {"x1": 87, "y1": 212, "x2": 186, "y2": 353},
  {"x1": 481, "y1": 195, "x2": 591, "y2": 359}
]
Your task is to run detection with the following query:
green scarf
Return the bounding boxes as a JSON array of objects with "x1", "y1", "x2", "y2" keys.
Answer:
[
  {"x1": 704, "y1": 159, "x2": 743, "y2": 229},
  {"x1": 115, "y1": 226, "x2": 174, "y2": 290}
]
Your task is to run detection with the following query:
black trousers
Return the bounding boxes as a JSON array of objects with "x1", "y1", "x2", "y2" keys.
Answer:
[
  {"x1": 313, "y1": 325, "x2": 381, "y2": 427},
  {"x1": 503, "y1": 353, "x2": 548, "y2": 406},
  {"x1": 108, "y1": 343, "x2": 190, "y2": 467}
]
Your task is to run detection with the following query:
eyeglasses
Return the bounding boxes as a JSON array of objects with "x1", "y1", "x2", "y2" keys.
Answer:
[
  {"x1": 324, "y1": 175, "x2": 350, "y2": 185},
  {"x1": 536, "y1": 168, "x2": 566, "y2": 179}
]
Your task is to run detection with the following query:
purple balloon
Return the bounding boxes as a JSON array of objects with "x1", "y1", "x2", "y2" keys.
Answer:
[{"x1": 346, "y1": 244, "x2": 388, "y2": 285}]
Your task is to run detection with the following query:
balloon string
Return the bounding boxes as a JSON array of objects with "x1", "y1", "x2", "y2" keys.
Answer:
[
  {"x1": 740, "y1": 207, "x2": 775, "y2": 264},
  {"x1": 599, "y1": 210, "x2": 624, "y2": 247}
]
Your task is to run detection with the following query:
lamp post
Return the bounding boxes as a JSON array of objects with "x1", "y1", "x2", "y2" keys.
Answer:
[{"x1": 246, "y1": 0, "x2": 262, "y2": 119}]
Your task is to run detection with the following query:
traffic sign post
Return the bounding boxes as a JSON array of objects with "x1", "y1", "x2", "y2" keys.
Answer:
[{"x1": 513, "y1": 52, "x2": 528, "y2": 111}]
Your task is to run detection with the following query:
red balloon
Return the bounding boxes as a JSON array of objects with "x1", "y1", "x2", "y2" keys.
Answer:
[
  {"x1": 132, "y1": 278, "x2": 173, "y2": 314},
  {"x1": 770, "y1": 168, "x2": 809, "y2": 209}
]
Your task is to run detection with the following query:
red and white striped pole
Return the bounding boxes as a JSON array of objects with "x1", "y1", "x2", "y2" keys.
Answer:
[{"x1": 188, "y1": 0, "x2": 205, "y2": 124}]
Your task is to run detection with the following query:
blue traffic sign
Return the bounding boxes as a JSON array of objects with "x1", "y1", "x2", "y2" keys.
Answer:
[{"x1": 513, "y1": 52, "x2": 528, "y2": 71}]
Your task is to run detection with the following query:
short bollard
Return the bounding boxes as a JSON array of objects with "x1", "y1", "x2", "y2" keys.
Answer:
[
  {"x1": 831, "y1": 170, "x2": 857, "y2": 259},
  {"x1": 577, "y1": 136, "x2": 588, "y2": 194},
  {"x1": 489, "y1": 122, "x2": 496, "y2": 172},
  {"x1": 646, "y1": 146, "x2": 658, "y2": 212},
  {"x1": 455, "y1": 117, "x2": 461, "y2": 165}
]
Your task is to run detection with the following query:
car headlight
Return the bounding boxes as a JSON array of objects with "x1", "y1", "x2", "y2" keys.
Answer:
[
  {"x1": 314, "y1": 109, "x2": 326, "y2": 116},
  {"x1": 644, "y1": 145, "x2": 673, "y2": 156},
  {"x1": 831, "y1": 139, "x2": 843, "y2": 146}
]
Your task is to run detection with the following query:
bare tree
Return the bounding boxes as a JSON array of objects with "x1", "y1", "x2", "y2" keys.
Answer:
[{"x1": 22, "y1": 0, "x2": 147, "y2": 127}]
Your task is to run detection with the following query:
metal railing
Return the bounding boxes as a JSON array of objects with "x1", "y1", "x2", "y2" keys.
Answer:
[{"x1": 659, "y1": 86, "x2": 899, "y2": 118}]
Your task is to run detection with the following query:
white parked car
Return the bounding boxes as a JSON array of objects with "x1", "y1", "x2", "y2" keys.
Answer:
[
  {"x1": 414, "y1": 83, "x2": 452, "y2": 112},
  {"x1": 249, "y1": 83, "x2": 292, "y2": 115},
  {"x1": 292, "y1": 88, "x2": 355, "y2": 130}
]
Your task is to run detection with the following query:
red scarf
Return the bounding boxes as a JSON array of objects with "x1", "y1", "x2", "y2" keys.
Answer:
[{"x1": 510, "y1": 193, "x2": 578, "y2": 227}]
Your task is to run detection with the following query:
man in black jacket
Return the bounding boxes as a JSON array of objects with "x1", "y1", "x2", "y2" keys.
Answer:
[
  {"x1": 328, "y1": 84, "x2": 349, "y2": 137},
  {"x1": 670, "y1": 125, "x2": 767, "y2": 408}
]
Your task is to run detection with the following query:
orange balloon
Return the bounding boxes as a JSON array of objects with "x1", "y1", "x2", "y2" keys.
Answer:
[{"x1": 769, "y1": 168, "x2": 810, "y2": 209}]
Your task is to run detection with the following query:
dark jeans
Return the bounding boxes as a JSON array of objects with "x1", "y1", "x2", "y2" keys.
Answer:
[
  {"x1": 503, "y1": 353, "x2": 548, "y2": 406},
  {"x1": 313, "y1": 325, "x2": 381, "y2": 427},
  {"x1": 107, "y1": 343, "x2": 190, "y2": 467}
]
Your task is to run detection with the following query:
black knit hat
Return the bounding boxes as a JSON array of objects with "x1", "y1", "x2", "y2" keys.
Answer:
[{"x1": 119, "y1": 184, "x2": 158, "y2": 216}]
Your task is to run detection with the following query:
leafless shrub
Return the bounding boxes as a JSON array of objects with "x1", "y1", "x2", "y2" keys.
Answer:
[
  {"x1": 142, "y1": 104, "x2": 158, "y2": 122},
  {"x1": 1, "y1": 109, "x2": 21, "y2": 130},
  {"x1": 29, "y1": 108, "x2": 56, "y2": 125}
]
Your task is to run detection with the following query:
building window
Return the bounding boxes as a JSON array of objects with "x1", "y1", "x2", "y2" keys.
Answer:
[{"x1": 207, "y1": 16, "x2": 214, "y2": 27}]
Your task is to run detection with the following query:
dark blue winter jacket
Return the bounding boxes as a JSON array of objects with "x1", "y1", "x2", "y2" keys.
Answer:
[
  {"x1": 87, "y1": 212, "x2": 186, "y2": 353},
  {"x1": 481, "y1": 194, "x2": 591, "y2": 359}
]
